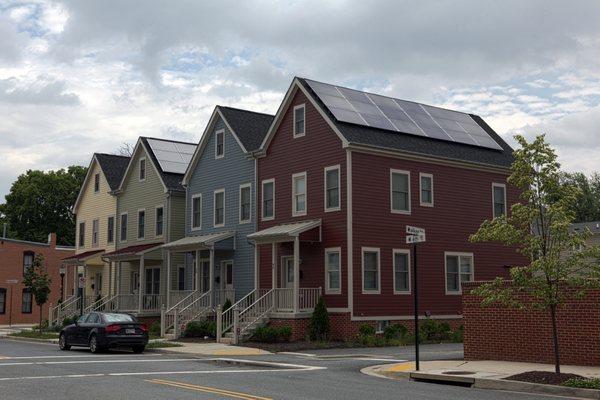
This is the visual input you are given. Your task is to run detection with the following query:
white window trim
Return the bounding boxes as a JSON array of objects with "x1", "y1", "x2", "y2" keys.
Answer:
[
  {"x1": 261, "y1": 179, "x2": 275, "y2": 221},
  {"x1": 293, "y1": 104, "x2": 306, "y2": 138},
  {"x1": 215, "y1": 129, "x2": 225, "y2": 159},
  {"x1": 324, "y1": 247, "x2": 342, "y2": 295},
  {"x1": 390, "y1": 169, "x2": 411, "y2": 214},
  {"x1": 292, "y1": 171, "x2": 307, "y2": 217},
  {"x1": 213, "y1": 188, "x2": 225, "y2": 228},
  {"x1": 91, "y1": 218, "x2": 99, "y2": 247},
  {"x1": 324, "y1": 165, "x2": 341, "y2": 212},
  {"x1": 238, "y1": 183, "x2": 252, "y2": 224},
  {"x1": 444, "y1": 251, "x2": 474, "y2": 295},
  {"x1": 155, "y1": 204, "x2": 164, "y2": 238},
  {"x1": 139, "y1": 157, "x2": 146, "y2": 182},
  {"x1": 361, "y1": 247, "x2": 381, "y2": 294},
  {"x1": 94, "y1": 173, "x2": 100, "y2": 193},
  {"x1": 392, "y1": 249, "x2": 411, "y2": 294},
  {"x1": 137, "y1": 208, "x2": 146, "y2": 241},
  {"x1": 492, "y1": 182, "x2": 507, "y2": 218},
  {"x1": 119, "y1": 212, "x2": 128, "y2": 243},
  {"x1": 78, "y1": 220, "x2": 86, "y2": 249},
  {"x1": 107, "y1": 215, "x2": 115, "y2": 244},
  {"x1": 191, "y1": 193, "x2": 202, "y2": 231},
  {"x1": 419, "y1": 173, "x2": 434, "y2": 207}
]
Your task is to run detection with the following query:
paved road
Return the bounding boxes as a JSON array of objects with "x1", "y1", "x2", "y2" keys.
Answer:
[{"x1": 0, "y1": 339, "x2": 560, "y2": 400}]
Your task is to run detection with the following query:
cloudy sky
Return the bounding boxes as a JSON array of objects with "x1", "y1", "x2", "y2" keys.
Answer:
[{"x1": 1, "y1": 0, "x2": 600, "y2": 201}]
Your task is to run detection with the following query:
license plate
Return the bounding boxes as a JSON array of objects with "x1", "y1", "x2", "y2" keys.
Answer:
[{"x1": 125, "y1": 329, "x2": 135, "y2": 334}]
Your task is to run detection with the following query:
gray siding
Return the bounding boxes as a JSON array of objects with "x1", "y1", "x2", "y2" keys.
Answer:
[{"x1": 186, "y1": 116, "x2": 256, "y2": 299}]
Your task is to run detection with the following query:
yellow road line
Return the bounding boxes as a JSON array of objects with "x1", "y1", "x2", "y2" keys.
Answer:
[{"x1": 147, "y1": 378, "x2": 272, "y2": 400}]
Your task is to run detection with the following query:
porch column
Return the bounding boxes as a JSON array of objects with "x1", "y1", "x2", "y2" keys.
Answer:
[
  {"x1": 139, "y1": 256, "x2": 145, "y2": 313},
  {"x1": 195, "y1": 250, "x2": 201, "y2": 292},
  {"x1": 108, "y1": 262, "x2": 113, "y2": 296},
  {"x1": 293, "y1": 237, "x2": 300, "y2": 313},
  {"x1": 116, "y1": 262, "x2": 121, "y2": 295},
  {"x1": 254, "y1": 245, "x2": 259, "y2": 290},
  {"x1": 271, "y1": 243, "x2": 276, "y2": 290},
  {"x1": 209, "y1": 247, "x2": 215, "y2": 307},
  {"x1": 166, "y1": 250, "x2": 171, "y2": 308}
]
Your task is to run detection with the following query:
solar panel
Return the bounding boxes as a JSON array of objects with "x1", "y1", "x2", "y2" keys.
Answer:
[
  {"x1": 305, "y1": 79, "x2": 503, "y2": 150},
  {"x1": 146, "y1": 138, "x2": 197, "y2": 174}
]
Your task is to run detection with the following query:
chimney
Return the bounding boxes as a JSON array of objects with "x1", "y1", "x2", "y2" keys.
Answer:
[{"x1": 48, "y1": 233, "x2": 57, "y2": 246}]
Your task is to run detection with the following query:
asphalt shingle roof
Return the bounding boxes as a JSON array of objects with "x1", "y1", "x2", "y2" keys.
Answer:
[
  {"x1": 297, "y1": 77, "x2": 514, "y2": 168},
  {"x1": 571, "y1": 221, "x2": 600, "y2": 234},
  {"x1": 218, "y1": 106, "x2": 274, "y2": 152},
  {"x1": 95, "y1": 153, "x2": 130, "y2": 191}
]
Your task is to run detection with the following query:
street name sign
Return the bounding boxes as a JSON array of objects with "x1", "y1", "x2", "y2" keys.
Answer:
[
  {"x1": 406, "y1": 234, "x2": 426, "y2": 244},
  {"x1": 406, "y1": 225, "x2": 425, "y2": 235}
]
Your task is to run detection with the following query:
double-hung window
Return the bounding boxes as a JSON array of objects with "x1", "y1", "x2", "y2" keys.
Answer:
[
  {"x1": 420, "y1": 173, "x2": 433, "y2": 207},
  {"x1": 92, "y1": 219, "x2": 99, "y2": 247},
  {"x1": 22, "y1": 290, "x2": 32, "y2": 313},
  {"x1": 178, "y1": 267, "x2": 185, "y2": 291},
  {"x1": 155, "y1": 206, "x2": 164, "y2": 236},
  {"x1": 325, "y1": 248, "x2": 341, "y2": 294},
  {"x1": 120, "y1": 213, "x2": 128, "y2": 242},
  {"x1": 324, "y1": 165, "x2": 340, "y2": 211},
  {"x1": 137, "y1": 210, "x2": 145, "y2": 239},
  {"x1": 393, "y1": 249, "x2": 410, "y2": 294},
  {"x1": 293, "y1": 104, "x2": 305, "y2": 137},
  {"x1": 78, "y1": 222, "x2": 85, "y2": 247},
  {"x1": 23, "y1": 252, "x2": 34, "y2": 275},
  {"x1": 215, "y1": 130, "x2": 224, "y2": 158},
  {"x1": 0, "y1": 288, "x2": 5, "y2": 314},
  {"x1": 292, "y1": 172, "x2": 307, "y2": 216},
  {"x1": 139, "y1": 158, "x2": 146, "y2": 181},
  {"x1": 492, "y1": 183, "x2": 507, "y2": 217},
  {"x1": 94, "y1": 173, "x2": 100, "y2": 193},
  {"x1": 239, "y1": 184, "x2": 251, "y2": 223},
  {"x1": 107, "y1": 216, "x2": 114, "y2": 244},
  {"x1": 191, "y1": 194, "x2": 202, "y2": 230},
  {"x1": 362, "y1": 248, "x2": 380, "y2": 293},
  {"x1": 391, "y1": 169, "x2": 410, "y2": 213},
  {"x1": 262, "y1": 179, "x2": 275, "y2": 220},
  {"x1": 445, "y1": 253, "x2": 474, "y2": 294},
  {"x1": 214, "y1": 189, "x2": 225, "y2": 227}
]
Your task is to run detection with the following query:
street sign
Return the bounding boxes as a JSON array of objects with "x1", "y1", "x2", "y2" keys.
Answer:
[
  {"x1": 406, "y1": 225, "x2": 425, "y2": 235},
  {"x1": 78, "y1": 276, "x2": 86, "y2": 289},
  {"x1": 5, "y1": 279, "x2": 18, "y2": 284},
  {"x1": 406, "y1": 234, "x2": 426, "y2": 244}
]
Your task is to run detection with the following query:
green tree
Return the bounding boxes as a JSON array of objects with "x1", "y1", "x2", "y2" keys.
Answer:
[
  {"x1": 470, "y1": 134, "x2": 600, "y2": 374},
  {"x1": 309, "y1": 297, "x2": 330, "y2": 341},
  {"x1": 23, "y1": 254, "x2": 52, "y2": 333},
  {"x1": 0, "y1": 165, "x2": 87, "y2": 246},
  {"x1": 560, "y1": 172, "x2": 600, "y2": 222}
]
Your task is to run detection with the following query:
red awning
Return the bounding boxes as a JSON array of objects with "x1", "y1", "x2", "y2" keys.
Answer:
[
  {"x1": 62, "y1": 249, "x2": 104, "y2": 262},
  {"x1": 103, "y1": 242, "x2": 163, "y2": 259}
]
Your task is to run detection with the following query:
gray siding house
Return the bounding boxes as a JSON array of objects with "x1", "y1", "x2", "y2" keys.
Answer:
[{"x1": 162, "y1": 106, "x2": 273, "y2": 335}]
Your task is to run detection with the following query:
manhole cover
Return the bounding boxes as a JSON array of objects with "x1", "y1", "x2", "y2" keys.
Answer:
[{"x1": 442, "y1": 371, "x2": 476, "y2": 375}]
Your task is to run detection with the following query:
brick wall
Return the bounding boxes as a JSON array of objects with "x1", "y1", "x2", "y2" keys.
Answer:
[{"x1": 463, "y1": 281, "x2": 600, "y2": 366}]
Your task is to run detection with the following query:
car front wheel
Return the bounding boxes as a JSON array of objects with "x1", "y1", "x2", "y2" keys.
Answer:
[{"x1": 59, "y1": 333, "x2": 70, "y2": 351}]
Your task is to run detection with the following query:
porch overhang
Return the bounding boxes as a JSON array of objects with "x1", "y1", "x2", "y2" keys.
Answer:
[
  {"x1": 162, "y1": 231, "x2": 236, "y2": 253},
  {"x1": 247, "y1": 219, "x2": 321, "y2": 244},
  {"x1": 62, "y1": 249, "x2": 105, "y2": 265},
  {"x1": 102, "y1": 242, "x2": 163, "y2": 261}
]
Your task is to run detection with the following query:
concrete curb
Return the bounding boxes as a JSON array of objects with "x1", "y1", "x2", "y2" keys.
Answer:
[
  {"x1": 363, "y1": 364, "x2": 600, "y2": 400},
  {"x1": 2, "y1": 336, "x2": 58, "y2": 345}
]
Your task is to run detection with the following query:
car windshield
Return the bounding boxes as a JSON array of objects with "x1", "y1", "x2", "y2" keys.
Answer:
[{"x1": 103, "y1": 313, "x2": 135, "y2": 323}]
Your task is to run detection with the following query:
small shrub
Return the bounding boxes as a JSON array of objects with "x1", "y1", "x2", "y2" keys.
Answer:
[
  {"x1": 149, "y1": 321, "x2": 161, "y2": 337},
  {"x1": 222, "y1": 299, "x2": 232, "y2": 312},
  {"x1": 419, "y1": 318, "x2": 452, "y2": 342},
  {"x1": 184, "y1": 319, "x2": 216, "y2": 338},
  {"x1": 278, "y1": 326, "x2": 292, "y2": 342},
  {"x1": 384, "y1": 323, "x2": 408, "y2": 340},
  {"x1": 309, "y1": 297, "x2": 330, "y2": 341},
  {"x1": 451, "y1": 325, "x2": 464, "y2": 343},
  {"x1": 252, "y1": 325, "x2": 278, "y2": 342},
  {"x1": 62, "y1": 315, "x2": 77, "y2": 327},
  {"x1": 564, "y1": 378, "x2": 600, "y2": 389},
  {"x1": 358, "y1": 324, "x2": 376, "y2": 336}
]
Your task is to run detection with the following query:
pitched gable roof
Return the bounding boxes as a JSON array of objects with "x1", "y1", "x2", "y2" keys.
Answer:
[
  {"x1": 260, "y1": 77, "x2": 514, "y2": 170},
  {"x1": 182, "y1": 106, "x2": 273, "y2": 185},
  {"x1": 95, "y1": 153, "x2": 130, "y2": 191}
]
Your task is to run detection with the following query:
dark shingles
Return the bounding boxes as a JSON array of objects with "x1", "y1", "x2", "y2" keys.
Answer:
[
  {"x1": 95, "y1": 153, "x2": 130, "y2": 191},
  {"x1": 139, "y1": 137, "x2": 197, "y2": 191},
  {"x1": 571, "y1": 221, "x2": 600, "y2": 234},
  {"x1": 218, "y1": 106, "x2": 274, "y2": 152},
  {"x1": 297, "y1": 78, "x2": 514, "y2": 168}
]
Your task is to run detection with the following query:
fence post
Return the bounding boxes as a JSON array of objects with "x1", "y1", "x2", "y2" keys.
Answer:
[
  {"x1": 233, "y1": 306, "x2": 239, "y2": 345},
  {"x1": 216, "y1": 305, "x2": 222, "y2": 343},
  {"x1": 160, "y1": 304, "x2": 166, "y2": 338},
  {"x1": 173, "y1": 308, "x2": 179, "y2": 339}
]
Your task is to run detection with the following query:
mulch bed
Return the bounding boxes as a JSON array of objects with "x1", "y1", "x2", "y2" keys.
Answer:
[
  {"x1": 242, "y1": 341, "x2": 354, "y2": 352},
  {"x1": 173, "y1": 337, "x2": 216, "y2": 343},
  {"x1": 505, "y1": 371, "x2": 584, "y2": 386}
]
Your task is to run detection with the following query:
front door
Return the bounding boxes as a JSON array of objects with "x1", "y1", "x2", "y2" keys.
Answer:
[
  {"x1": 130, "y1": 271, "x2": 139, "y2": 294},
  {"x1": 199, "y1": 259, "x2": 210, "y2": 292},
  {"x1": 221, "y1": 261, "x2": 234, "y2": 291},
  {"x1": 145, "y1": 268, "x2": 161, "y2": 295},
  {"x1": 282, "y1": 256, "x2": 294, "y2": 288},
  {"x1": 94, "y1": 272, "x2": 102, "y2": 297}
]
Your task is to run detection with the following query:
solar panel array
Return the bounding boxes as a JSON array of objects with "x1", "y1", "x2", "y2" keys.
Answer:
[
  {"x1": 146, "y1": 138, "x2": 197, "y2": 174},
  {"x1": 305, "y1": 79, "x2": 502, "y2": 150}
]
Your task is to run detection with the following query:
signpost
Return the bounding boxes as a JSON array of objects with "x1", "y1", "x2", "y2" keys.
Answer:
[
  {"x1": 406, "y1": 226, "x2": 426, "y2": 371},
  {"x1": 5, "y1": 279, "x2": 19, "y2": 331}
]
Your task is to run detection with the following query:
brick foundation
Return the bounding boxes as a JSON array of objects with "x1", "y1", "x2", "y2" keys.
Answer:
[{"x1": 463, "y1": 282, "x2": 600, "y2": 366}]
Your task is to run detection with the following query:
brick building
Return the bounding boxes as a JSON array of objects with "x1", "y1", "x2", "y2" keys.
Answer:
[{"x1": 0, "y1": 233, "x2": 74, "y2": 326}]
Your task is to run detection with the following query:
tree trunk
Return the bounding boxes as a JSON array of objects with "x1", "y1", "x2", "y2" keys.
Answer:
[
  {"x1": 549, "y1": 304, "x2": 561, "y2": 374},
  {"x1": 39, "y1": 305, "x2": 43, "y2": 335}
]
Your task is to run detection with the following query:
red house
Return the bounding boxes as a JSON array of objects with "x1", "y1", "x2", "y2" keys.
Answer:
[{"x1": 247, "y1": 77, "x2": 524, "y2": 341}]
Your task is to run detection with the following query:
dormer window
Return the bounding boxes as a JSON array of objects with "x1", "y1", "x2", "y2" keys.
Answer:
[
  {"x1": 293, "y1": 104, "x2": 305, "y2": 138},
  {"x1": 215, "y1": 130, "x2": 225, "y2": 159},
  {"x1": 139, "y1": 158, "x2": 146, "y2": 181},
  {"x1": 94, "y1": 173, "x2": 100, "y2": 193}
]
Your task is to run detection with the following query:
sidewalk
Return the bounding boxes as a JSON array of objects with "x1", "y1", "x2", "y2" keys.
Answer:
[
  {"x1": 0, "y1": 325, "x2": 35, "y2": 337},
  {"x1": 154, "y1": 341, "x2": 271, "y2": 357},
  {"x1": 365, "y1": 360, "x2": 600, "y2": 399}
]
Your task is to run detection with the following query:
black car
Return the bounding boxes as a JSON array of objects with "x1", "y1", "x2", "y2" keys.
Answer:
[{"x1": 59, "y1": 312, "x2": 149, "y2": 353}]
